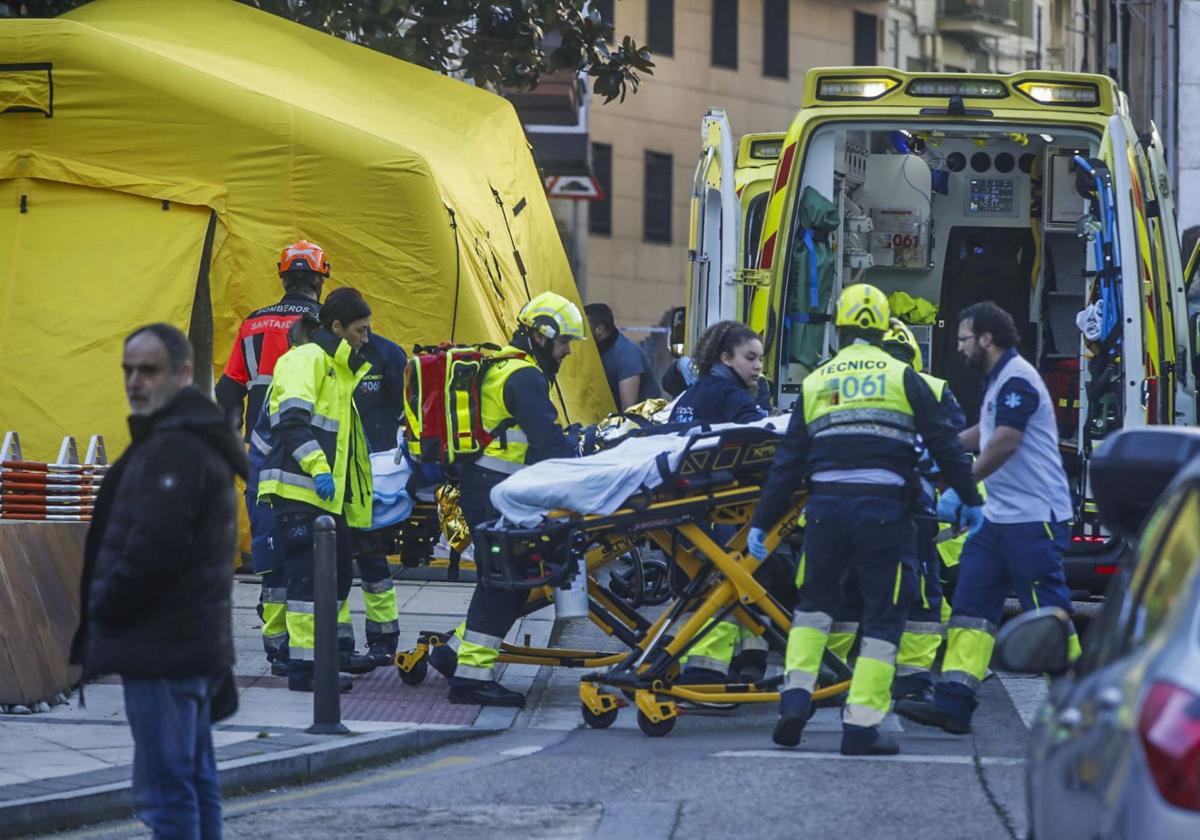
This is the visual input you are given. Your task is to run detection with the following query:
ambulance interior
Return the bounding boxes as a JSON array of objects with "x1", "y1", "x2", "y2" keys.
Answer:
[{"x1": 783, "y1": 123, "x2": 1101, "y2": 468}]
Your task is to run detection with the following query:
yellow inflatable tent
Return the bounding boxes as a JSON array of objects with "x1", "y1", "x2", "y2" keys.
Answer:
[{"x1": 0, "y1": 0, "x2": 612, "y2": 460}]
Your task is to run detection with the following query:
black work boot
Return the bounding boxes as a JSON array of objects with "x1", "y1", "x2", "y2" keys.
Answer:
[
  {"x1": 270, "y1": 660, "x2": 289, "y2": 677},
  {"x1": 675, "y1": 666, "x2": 727, "y2": 685},
  {"x1": 730, "y1": 650, "x2": 768, "y2": 684},
  {"x1": 447, "y1": 678, "x2": 525, "y2": 707},
  {"x1": 841, "y1": 723, "x2": 900, "y2": 756},
  {"x1": 428, "y1": 644, "x2": 458, "y2": 679},
  {"x1": 339, "y1": 651, "x2": 378, "y2": 675},
  {"x1": 894, "y1": 696, "x2": 971, "y2": 735},
  {"x1": 890, "y1": 673, "x2": 933, "y2": 701},
  {"x1": 772, "y1": 688, "x2": 812, "y2": 747},
  {"x1": 365, "y1": 641, "x2": 397, "y2": 668},
  {"x1": 288, "y1": 671, "x2": 353, "y2": 693}
]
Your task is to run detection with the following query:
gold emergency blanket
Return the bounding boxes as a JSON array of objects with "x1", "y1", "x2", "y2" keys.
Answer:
[
  {"x1": 0, "y1": 0, "x2": 612, "y2": 460},
  {"x1": 435, "y1": 483, "x2": 472, "y2": 553}
]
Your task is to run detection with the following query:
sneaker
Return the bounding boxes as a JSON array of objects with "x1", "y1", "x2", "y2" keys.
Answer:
[
  {"x1": 339, "y1": 651, "x2": 378, "y2": 675},
  {"x1": 288, "y1": 672, "x2": 353, "y2": 693},
  {"x1": 894, "y1": 697, "x2": 971, "y2": 735},
  {"x1": 365, "y1": 642, "x2": 397, "y2": 668},
  {"x1": 447, "y1": 679, "x2": 525, "y2": 707},
  {"x1": 428, "y1": 644, "x2": 458, "y2": 679},
  {"x1": 841, "y1": 724, "x2": 900, "y2": 756}
]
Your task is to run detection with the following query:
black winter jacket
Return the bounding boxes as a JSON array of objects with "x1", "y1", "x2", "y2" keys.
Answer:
[{"x1": 70, "y1": 387, "x2": 248, "y2": 679}]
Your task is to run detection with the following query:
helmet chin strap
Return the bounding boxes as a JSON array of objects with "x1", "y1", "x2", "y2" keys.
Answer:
[{"x1": 513, "y1": 326, "x2": 560, "y2": 380}]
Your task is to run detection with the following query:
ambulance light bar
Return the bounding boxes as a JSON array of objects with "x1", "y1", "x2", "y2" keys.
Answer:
[
  {"x1": 1014, "y1": 80, "x2": 1100, "y2": 107},
  {"x1": 907, "y1": 79, "x2": 1007, "y2": 99},
  {"x1": 815, "y1": 77, "x2": 900, "y2": 101}
]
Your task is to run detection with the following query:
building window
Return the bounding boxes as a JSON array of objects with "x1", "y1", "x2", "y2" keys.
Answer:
[
  {"x1": 589, "y1": 143, "x2": 613, "y2": 237},
  {"x1": 852, "y1": 11, "x2": 877, "y2": 66},
  {"x1": 647, "y1": 0, "x2": 674, "y2": 57},
  {"x1": 712, "y1": 0, "x2": 738, "y2": 69},
  {"x1": 643, "y1": 151, "x2": 672, "y2": 244},
  {"x1": 593, "y1": 0, "x2": 614, "y2": 44},
  {"x1": 762, "y1": 0, "x2": 788, "y2": 79}
]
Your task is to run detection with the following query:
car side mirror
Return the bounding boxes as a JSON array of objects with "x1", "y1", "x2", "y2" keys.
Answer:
[
  {"x1": 668, "y1": 306, "x2": 686, "y2": 358},
  {"x1": 993, "y1": 608, "x2": 1073, "y2": 676}
]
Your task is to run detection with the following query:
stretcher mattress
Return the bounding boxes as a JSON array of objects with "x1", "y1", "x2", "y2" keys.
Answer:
[{"x1": 491, "y1": 417, "x2": 787, "y2": 527}]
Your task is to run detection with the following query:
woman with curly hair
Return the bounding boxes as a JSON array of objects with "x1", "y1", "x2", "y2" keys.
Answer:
[{"x1": 668, "y1": 320, "x2": 769, "y2": 426}]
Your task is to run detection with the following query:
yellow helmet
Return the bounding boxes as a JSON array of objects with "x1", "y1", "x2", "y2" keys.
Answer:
[
  {"x1": 835, "y1": 283, "x2": 890, "y2": 332},
  {"x1": 518, "y1": 291, "x2": 587, "y2": 341},
  {"x1": 883, "y1": 317, "x2": 923, "y2": 372}
]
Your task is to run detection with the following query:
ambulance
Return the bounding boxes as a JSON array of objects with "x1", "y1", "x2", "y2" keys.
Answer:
[{"x1": 682, "y1": 67, "x2": 1199, "y2": 594}]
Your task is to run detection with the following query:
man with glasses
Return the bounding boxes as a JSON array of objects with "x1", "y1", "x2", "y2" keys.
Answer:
[{"x1": 896, "y1": 301, "x2": 1080, "y2": 735}]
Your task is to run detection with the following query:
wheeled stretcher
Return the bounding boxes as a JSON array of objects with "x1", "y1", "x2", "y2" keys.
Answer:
[{"x1": 395, "y1": 424, "x2": 852, "y2": 734}]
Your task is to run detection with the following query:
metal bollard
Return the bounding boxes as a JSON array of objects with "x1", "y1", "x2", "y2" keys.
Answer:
[{"x1": 307, "y1": 515, "x2": 349, "y2": 735}]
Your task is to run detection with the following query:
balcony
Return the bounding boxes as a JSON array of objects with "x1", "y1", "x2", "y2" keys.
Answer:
[{"x1": 937, "y1": 0, "x2": 1021, "y2": 38}]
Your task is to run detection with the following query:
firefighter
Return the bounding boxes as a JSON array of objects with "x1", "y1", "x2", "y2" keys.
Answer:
[
  {"x1": 325, "y1": 287, "x2": 409, "y2": 667},
  {"x1": 257, "y1": 289, "x2": 375, "y2": 692},
  {"x1": 215, "y1": 240, "x2": 325, "y2": 675},
  {"x1": 428, "y1": 291, "x2": 584, "y2": 706},
  {"x1": 895, "y1": 301, "x2": 1080, "y2": 734},
  {"x1": 746, "y1": 284, "x2": 983, "y2": 755}
]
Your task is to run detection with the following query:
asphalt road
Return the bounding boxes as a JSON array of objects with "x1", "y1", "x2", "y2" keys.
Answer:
[{"x1": 66, "y1": 615, "x2": 1043, "y2": 840}]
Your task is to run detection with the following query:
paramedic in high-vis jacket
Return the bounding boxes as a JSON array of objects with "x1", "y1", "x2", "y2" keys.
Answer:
[
  {"x1": 428, "y1": 291, "x2": 585, "y2": 707},
  {"x1": 746, "y1": 283, "x2": 983, "y2": 756},
  {"x1": 896, "y1": 301, "x2": 1079, "y2": 735}
]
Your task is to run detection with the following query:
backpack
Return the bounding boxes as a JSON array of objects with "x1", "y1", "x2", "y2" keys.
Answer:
[{"x1": 403, "y1": 343, "x2": 530, "y2": 465}]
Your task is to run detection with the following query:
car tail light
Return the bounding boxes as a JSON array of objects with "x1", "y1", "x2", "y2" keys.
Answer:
[
  {"x1": 1138, "y1": 681, "x2": 1200, "y2": 811},
  {"x1": 1094, "y1": 564, "x2": 1119, "y2": 575}
]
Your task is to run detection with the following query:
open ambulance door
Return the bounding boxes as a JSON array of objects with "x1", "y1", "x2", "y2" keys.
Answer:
[
  {"x1": 683, "y1": 108, "x2": 739, "y2": 354},
  {"x1": 1143, "y1": 124, "x2": 1196, "y2": 426}
]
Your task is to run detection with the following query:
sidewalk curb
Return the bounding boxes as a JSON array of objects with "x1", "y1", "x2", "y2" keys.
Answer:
[{"x1": 1, "y1": 725, "x2": 498, "y2": 838}]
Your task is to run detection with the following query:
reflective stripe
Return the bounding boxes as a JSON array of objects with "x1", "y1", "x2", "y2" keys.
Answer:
[
  {"x1": 293, "y1": 440, "x2": 323, "y2": 463},
  {"x1": 784, "y1": 669, "x2": 819, "y2": 692},
  {"x1": 681, "y1": 655, "x2": 730, "y2": 675},
  {"x1": 792, "y1": 610, "x2": 834, "y2": 631},
  {"x1": 274, "y1": 397, "x2": 315, "y2": 424},
  {"x1": 943, "y1": 625, "x2": 995, "y2": 683},
  {"x1": 502, "y1": 428, "x2": 529, "y2": 445},
  {"x1": 251, "y1": 430, "x2": 273, "y2": 456},
  {"x1": 263, "y1": 587, "x2": 288, "y2": 604},
  {"x1": 858, "y1": 637, "x2": 898, "y2": 664},
  {"x1": 289, "y1": 646, "x2": 315, "y2": 661},
  {"x1": 895, "y1": 663, "x2": 931, "y2": 677},
  {"x1": 948, "y1": 615, "x2": 998, "y2": 635},
  {"x1": 362, "y1": 578, "x2": 394, "y2": 595},
  {"x1": 843, "y1": 703, "x2": 888, "y2": 728},
  {"x1": 312, "y1": 413, "x2": 339, "y2": 433},
  {"x1": 287, "y1": 600, "x2": 315, "y2": 615},
  {"x1": 463, "y1": 629, "x2": 503, "y2": 650},
  {"x1": 893, "y1": 562, "x2": 903, "y2": 605},
  {"x1": 940, "y1": 670, "x2": 982, "y2": 690},
  {"x1": 808, "y1": 408, "x2": 916, "y2": 433},
  {"x1": 474, "y1": 454, "x2": 524, "y2": 474},
  {"x1": 735, "y1": 635, "x2": 769, "y2": 653},
  {"x1": 244, "y1": 335, "x2": 259, "y2": 382},
  {"x1": 812, "y1": 424, "x2": 917, "y2": 445},
  {"x1": 904, "y1": 621, "x2": 944, "y2": 636},
  {"x1": 249, "y1": 373, "x2": 273, "y2": 388},
  {"x1": 455, "y1": 663, "x2": 494, "y2": 681},
  {"x1": 260, "y1": 468, "x2": 317, "y2": 491},
  {"x1": 366, "y1": 619, "x2": 400, "y2": 635}
]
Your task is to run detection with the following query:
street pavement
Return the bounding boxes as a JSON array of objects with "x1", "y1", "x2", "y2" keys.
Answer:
[{"x1": 9, "y1": 570, "x2": 1049, "y2": 840}]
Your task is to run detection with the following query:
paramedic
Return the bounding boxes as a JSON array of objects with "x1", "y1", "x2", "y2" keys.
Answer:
[
  {"x1": 895, "y1": 301, "x2": 1079, "y2": 734},
  {"x1": 746, "y1": 283, "x2": 983, "y2": 756},
  {"x1": 669, "y1": 320, "x2": 771, "y2": 685},
  {"x1": 257, "y1": 290, "x2": 375, "y2": 692},
  {"x1": 323, "y1": 288, "x2": 409, "y2": 668},
  {"x1": 215, "y1": 240, "x2": 326, "y2": 674},
  {"x1": 881, "y1": 319, "x2": 966, "y2": 701},
  {"x1": 430, "y1": 292, "x2": 585, "y2": 707},
  {"x1": 584, "y1": 302, "x2": 661, "y2": 410}
]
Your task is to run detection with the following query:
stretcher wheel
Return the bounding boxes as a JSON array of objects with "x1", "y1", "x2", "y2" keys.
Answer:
[
  {"x1": 397, "y1": 657, "x2": 428, "y2": 686},
  {"x1": 636, "y1": 710, "x2": 676, "y2": 737},
  {"x1": 581, "y1": 703, "x2": 619, "y2": 729}
]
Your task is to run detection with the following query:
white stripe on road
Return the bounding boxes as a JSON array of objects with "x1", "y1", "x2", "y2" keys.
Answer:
[
  {"x1": 998, "y1": 673, "x2": 1049, "y2": 729},
  {"x1": 712, "y1": 750, "x2": 1025, "y2": 766}
]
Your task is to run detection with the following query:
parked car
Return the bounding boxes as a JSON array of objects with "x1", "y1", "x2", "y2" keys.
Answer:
[{"x1": 995, "y1": 426, "x2": 1200, "y2": 839}]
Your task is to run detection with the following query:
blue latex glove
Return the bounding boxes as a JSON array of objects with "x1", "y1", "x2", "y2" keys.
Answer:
[
  {"x1": 314, "y1": 472, "x2": 336, "y2": 501},
  {"x1": 747, "y1": 527, "x2": 769, "y2": 561},
  {"x1": 936, "y1": 487, "x2": 962, "y2": 524},
  {"x1": 959, "y1": 504, "x2": 985, "y2": 536}
]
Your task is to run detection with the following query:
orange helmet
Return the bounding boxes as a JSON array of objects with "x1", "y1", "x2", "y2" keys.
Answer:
[{"x1": 278, "y1": 240, "x2": 330, "y2": 276}]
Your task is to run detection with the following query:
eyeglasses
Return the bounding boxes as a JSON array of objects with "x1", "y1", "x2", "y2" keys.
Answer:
[{"x1": 955, "y1": 334, "x2": 976, "y2": 345}]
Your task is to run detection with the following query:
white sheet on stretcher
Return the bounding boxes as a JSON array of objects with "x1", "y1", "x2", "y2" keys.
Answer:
[{"x1": 491, "y1": 416, "x2": 788, "y2": 527}]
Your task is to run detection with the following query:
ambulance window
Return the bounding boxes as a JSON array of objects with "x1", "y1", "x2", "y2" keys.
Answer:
[{"x1": 744, "y1": 193, "x2": 768, "y2": 269}]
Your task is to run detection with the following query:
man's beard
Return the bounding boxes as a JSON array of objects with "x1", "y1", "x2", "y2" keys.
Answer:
[{"x1": 965, "y1": 347, "x2": 988, "y2": 373}]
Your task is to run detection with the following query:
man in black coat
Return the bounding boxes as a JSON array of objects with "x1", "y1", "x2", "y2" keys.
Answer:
[{"x1": 70, "y1": 323, "x2": 247, "y2": 839}]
